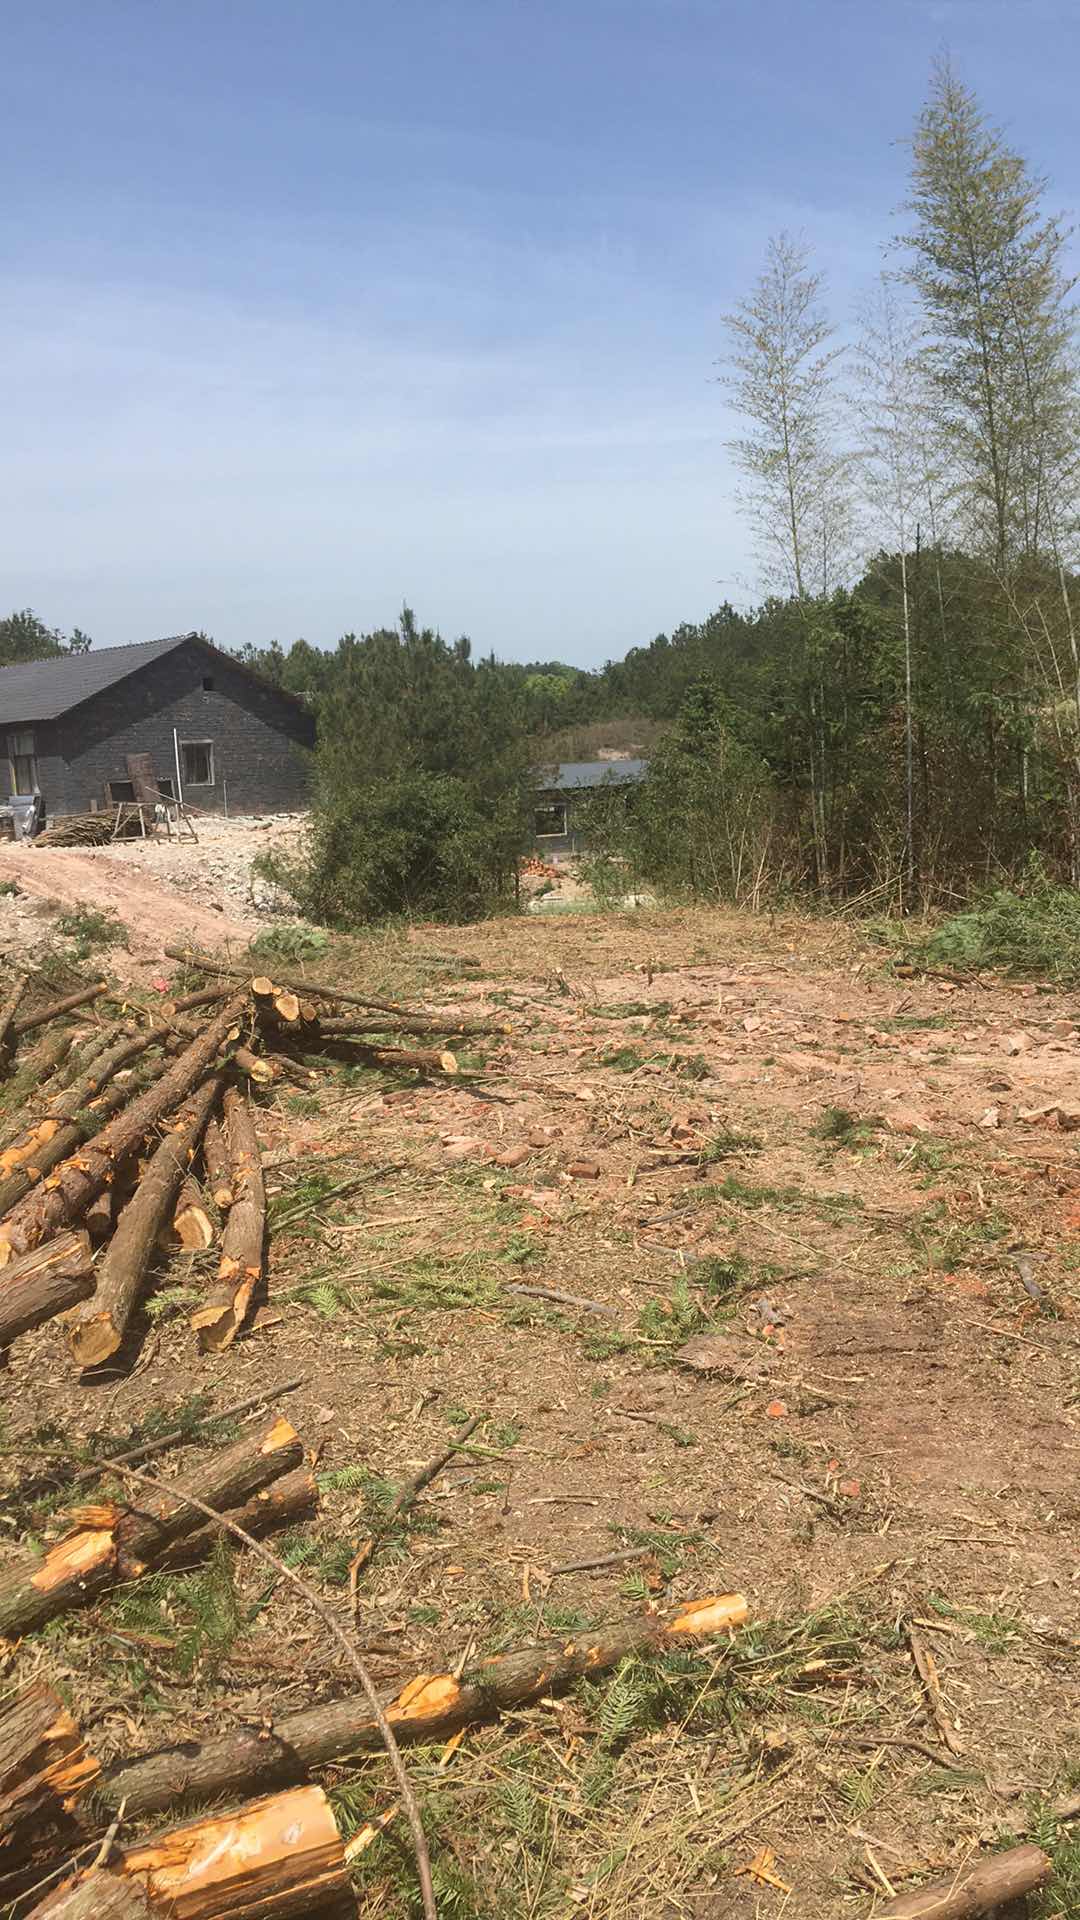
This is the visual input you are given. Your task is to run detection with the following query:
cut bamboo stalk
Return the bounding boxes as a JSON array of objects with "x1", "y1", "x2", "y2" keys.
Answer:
[
  {"x1": 0, "y1": 997, "x2": 246, "y2": 1265},
  {"x1": 154, "y1": 1467, "x2": 318, "y2": 1571},
  {"x1": 103, "y1": 1592, "x2": 748, "y2": 1816},
  {"x1": 0, "y1": 1233, "x2": 95, "y2": 1349},
  {"x1": 877, "y1": 1842, "x2": 1053, "y2": 1916},
  {"x1": 0, "y1": 1681, "x2": 100, "y2": 1855},
  {"x1": 67, "y1": 1078, "x2": 222, "y2": 1369},
  {"x1": 31, "y1": 1785, "x2": 348, "y2": 1920},
  {"x1": 0, "y1": 1413, "x2": 302, "y2": 1639},
  {"x1": 172, "y1": 1175, "x2": 214, "y2": 1251},
  {"x1": 12, "y1": 984, "x2": 108, "y2": 1038},
  {"x1": 201, "y1": 1118, "x2": 234, "y2": 1210},
  {"x1": 191, "y1": 1090, "x2": 264, "y2": 1352}
]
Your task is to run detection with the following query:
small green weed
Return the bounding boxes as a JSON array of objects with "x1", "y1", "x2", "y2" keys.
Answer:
[
  {"x1": 699, "y1": 1127, "x2": 763, "y2": 1161},
  {"x1": 249, "y1": 923, "x2": 330, "y2": 963},
  {"x1": 599, "y1": 1045, "x2": 650, "y2": 1072},
  {"x1": 813, "y1": 1106, "x2": 880, "y2": 1150},
  {"x1": 637, "y1": 1279, "x2": 711, "y2": 1349},
  {"x1": 57, "y1": 905, "x2": 128, "y2": 960}
]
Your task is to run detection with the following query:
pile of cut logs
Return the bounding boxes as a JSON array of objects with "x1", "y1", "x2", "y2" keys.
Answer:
[{"x1": 0, "y1": 946, "x2": 501, "y2": 1366}]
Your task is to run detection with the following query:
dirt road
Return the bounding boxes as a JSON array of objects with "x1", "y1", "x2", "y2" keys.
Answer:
[{"x1": 0, "y1": 843, "x2": 257, "y2": 969}]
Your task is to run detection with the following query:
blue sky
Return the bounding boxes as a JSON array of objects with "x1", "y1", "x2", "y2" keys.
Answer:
[{"x1": 3, "y1": 0, "x2": 1078, "y2": 667}]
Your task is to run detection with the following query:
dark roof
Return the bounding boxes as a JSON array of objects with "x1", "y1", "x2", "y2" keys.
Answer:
[
  {"x1": 0, "y1": 634, "x2": 308, "y2": 726},
  {"x1": 537, "y1": 758, "x2": 648, "y2": 792}
]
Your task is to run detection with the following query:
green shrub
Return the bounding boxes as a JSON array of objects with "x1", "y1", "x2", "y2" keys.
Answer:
[
  {"x1": 922, "y1": 860, "x2": 1080, "y2": 981},
  {"x1": 249, "y1": 923, "x2": 329, "y2": 963}
]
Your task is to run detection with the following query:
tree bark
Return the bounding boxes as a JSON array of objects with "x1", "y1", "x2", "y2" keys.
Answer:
[
  {"x1": 0, "y1": 1681, "x2": 100, "y2": 1855},
  {"x1": 0, "y1": 1233, "x2": 95, "y2": 1349},
  {"x1": 0, "y1": 1413, "x2": 301, "y2": 1638},
  {"x1": 878, "y1": 1843, "x2": 1053, "y2": 1917},
  {"x1": 0, "y1": 1071, "x2": 155, "y2": 1221},
  {"x1": 67, "y1": 1078, "x2": 222, "y2": 1368},
  {"x1": 201, "y1": 1119, "x2": 234, "y2": 1210},
  {"x1": 191, "y1": 1090, "x2": 264, "y2": 1353},
  {"x1": 0, "y1": 998, "x2": 246, "y2": 1265},
  {"x1": 31, "y1": 1786, "x2": 348, "y2": 1920},
  {"x1": 103, "y1": 1592, "x2": 747, "y2": 1817},
  {"x1": 155, "y1": 1468, "x2": 318, "y2": 1572},
  {"x1": 323, "y1": 1040, "x2": 459, "y2": 1075},
  {"x1": 0, "y1": 974, "x2": 28, "y2": 1065},
  {"x1": 84, "y1": 1188, "x2": 116, "y2": 1241},
  {"x1": 13, "y1": 985, "x2": 109, "y2": 1038},
  {"x1": 172, "y1": 1175, "x2": 214, "y2": 1251},
  {"x1": 29, "y1": 1873, "x2": 154, "y2": 1920}
]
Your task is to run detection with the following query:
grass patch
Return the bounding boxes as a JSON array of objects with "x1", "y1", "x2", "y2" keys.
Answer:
[
  {"x1": 249, "y1": 923, "x2": 330, "y2": 964},
  {"x1": 813, "y1": 1105, "x2": 880, "y2": 1150},
  {"x1": 57, "y1": 905, "x2": 129, "y2": 960}
]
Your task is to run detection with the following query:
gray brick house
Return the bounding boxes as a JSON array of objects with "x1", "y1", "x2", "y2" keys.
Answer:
[{"x1": 0, "y1": 634, "x2": 315, "y2": 818}]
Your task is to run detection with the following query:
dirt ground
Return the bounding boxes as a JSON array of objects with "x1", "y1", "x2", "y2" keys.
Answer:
[
  {"x1": 0, "y1": 814, "x2": 305, "y2": 971},
  {"x1": 1, "y1": 901, "x2": 1078, "y2": 1917}
]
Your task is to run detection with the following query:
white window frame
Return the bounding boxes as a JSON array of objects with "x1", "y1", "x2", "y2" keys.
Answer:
[
  {"x1": 180, "y1": 739, "x2": 215, "y2": 787},
  {"x1": 534, "y1": 801, "x2": 568, "y2": 838}
]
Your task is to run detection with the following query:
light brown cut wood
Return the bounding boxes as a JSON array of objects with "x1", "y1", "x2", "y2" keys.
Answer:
[
  {"x1": 249, "y1": 977, "x2": 276, "y2": 1000},
  {"x1": 271, "y1": 992, "x2": 300, "y2": 1025},
  {"x1": 31, "y1": 1787, "x2": 348, "y2": 1920},
  {"x1": 67, "y1": 1078, "x2": 222, "y2": 1368},
  {"x1": 201, "y1": 1118, "x2": 234, "y2": 1209},
  {"x1": 878, "y1": 1842, "x2": 1053, "y2": 1916},
  {"x1": 231, "y1": 1046, "x2": 274, "y2": 1086},
  {"x1": 172, "y1": 1175, "x2": 214, "y2": 1251},
  {"x1": 12, "y1": 984, "x2": 108, "y2": 1039},
  {"x1": 0, "y1": 1681, "x2": 100, "y2": 1856},
  {"x1": 0, "y1": 1233, "x2": 95, "y2": 1349},
  {"x1": 0, "y1": 997, "x2": 246, "y2": 1265},
  {"x1": 190, "y1": 1089, "x2": 264, "y2": 1352},
  {"x1": 0, "y1": 1413, "x2": 301, "y2": 1639},
  {"x1": 103, "y1": 1592, "x2": 748, "y2": 1816}
]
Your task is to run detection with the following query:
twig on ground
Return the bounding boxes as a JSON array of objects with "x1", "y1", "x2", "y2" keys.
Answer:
[
  {"x1": 505, "y1": 1283, "x2": 621, "y2": 1320},
  {"x1": 906, "y1": 1621, "x2": 965, "y2": 1756},
  {"x1": 350, "y1": 1414, "x2": 486, "y2": 1601},
  {"x1": 548, "y1": 1545, "x2": 649, "y2": 1577}
]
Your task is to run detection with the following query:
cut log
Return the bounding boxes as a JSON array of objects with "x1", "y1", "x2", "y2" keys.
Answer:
[
  {"x1": 0, "y1": 974, "x2": 28, "y2": 1065},
  {"x1": 173, "y1": 1176, "x2": 214, "y2": 1251},
  {"x1": 327, "y1": 1040, "x2": 459, "y2": 1075},
  {"x1": 0, "y1": 1069, "x2": 155, "y2": 1221},
  {"x1": 263, "y1": 1054, "x2": 318, "y2": 1090},
  {"x1": 201, "y1": 1119, "x2": 234, "y2": 1210},
  {"x1": 232, "y1": 1046, "x2": 275, "y2": 1086},
  {"x1": 12, "y1": 984, "x2": 108, "y2": 1038},
  {"x1": 84, "y1": 1188, "x2": 115, "y2": 1241},
  {"x1": 0, "y1": 997, "x2": 246, "y2": 1265},
  {"x1": 28, "y1": 1873, "x2": 153, "y2": 1920},
  {"x1": 1, "y1": 1021, "x2": 176, "y2": 1178},
  {"x1": 878, "y1": 1843, "x2": 1053, "y2": 1917},
  {"x1": 67, "y1": 1077, "x2": 222, "y2": 1369},
  {"x1": 249, "y1": 977, "x2": 276, "y2": 1000},
  {"x1": 0, "y1": 1413, "x2": 301, "y2": 1639},
  {"x1": 168, "y1": 986, "x2": 234, "y2": 1015},
  {"x1": 155, "y1": 1467, "x2": 318, "y2": 1571},
  {"x1": 272, "y1": 992, "x2": 300, "y2": 1025},
  {"x1": 22, "y1": 1026, "x2": 78, "y2": 1088},
  {"x1": 191, "y1": 1090, "x2": 265, "y2": 1353},
  {"x1": 311, "y1": 1011, "x2": 501, "y2": 1039},
  {"x1": 31, "y1": 1786, "x2": 348, "y2": 1920},
  {"x1": 0, "y1": 1233, "x2": 95, "y2": 1349},
  {"x1": 0, "y1": 1681, "x2": 100, "y2": 1855},
  {"x1": 103, "y1": 1592, "x2": 748, "y2": 1816}
]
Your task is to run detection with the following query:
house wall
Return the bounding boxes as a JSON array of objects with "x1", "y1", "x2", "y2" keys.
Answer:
[
  {"x1": 531, "y1": 788, "x2": 585, "y2": 858},
  {"x1": 52, "y1": 642, "x2": 314, "y2": 816},
  {"x1": 1, "y1": 720, "x2": 66, "y2": 813}
]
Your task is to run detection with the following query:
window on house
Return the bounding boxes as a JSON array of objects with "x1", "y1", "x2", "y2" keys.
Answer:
[
  {"x1": 7, "y1": 730, "x2": 38, "y2": 795},
  {"x1": 534, "y1": 803, "x2": 567, "y2": 837},
  {"x1": 202, "y1": 676, "x2": 214, "y2": 691},
  {"x1": 180, "y1": 740, "x2": 214, "y2": 786}
]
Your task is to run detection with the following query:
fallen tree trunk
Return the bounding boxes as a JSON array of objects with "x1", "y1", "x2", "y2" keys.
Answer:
[
  {"x1": 311, "y1": 1011, "x2": 501, "y2": 1040},
  {"x1": 103, "y1": 1592, "x2": 748, "y2": 1816},
  {"x1": 0, "y1": 1681, "x2": 100, "y2": 1856},
  {"x1": 164, "y1": 944, "x2": 458, "y2": 1023},
  {"x1": 67, "y1": 1078, "x2": 222, "y2": 1368},
  {"x1": 191, "y1": 1089, "x2": 265, "y2": 1352},
  {"x1": 201, "y1": 1118, "x2": 234, "y2": 1210},
  {"x1": 878, "y1": 1843, "x2": 1053, "y2": 1917},
  {"x1": 0, "y1": 1233, "x2": 95, "y2": 1349},
  {"x1": 0, "y1": 974, "x2": 28, "y2": 1066},
  {"x1": 172, "y1": 1175, "x2": 214, "y2": 1251},
  {"x1": 31, "y1": 1785, "x2": 349, "y2": 1920},
  {"x1": 0, "y1": 997, "x2": 246, "y2": 1264},
  {"x1": 0, "y1": 1413, "x2": 301, "y2": 1638},
  {"x1": 1, "y1": 1021, "x2": 179, "y2": 1181},
  {"x1": 155, "y1": 1467, "x2": 318, "y2": 1571},
  {"x1": 12, "y1": 984, "x2": 108, "y2": 1038},
  {"x1": 0, "y1": 1069, "x2": 156, "y2": 1221}
]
